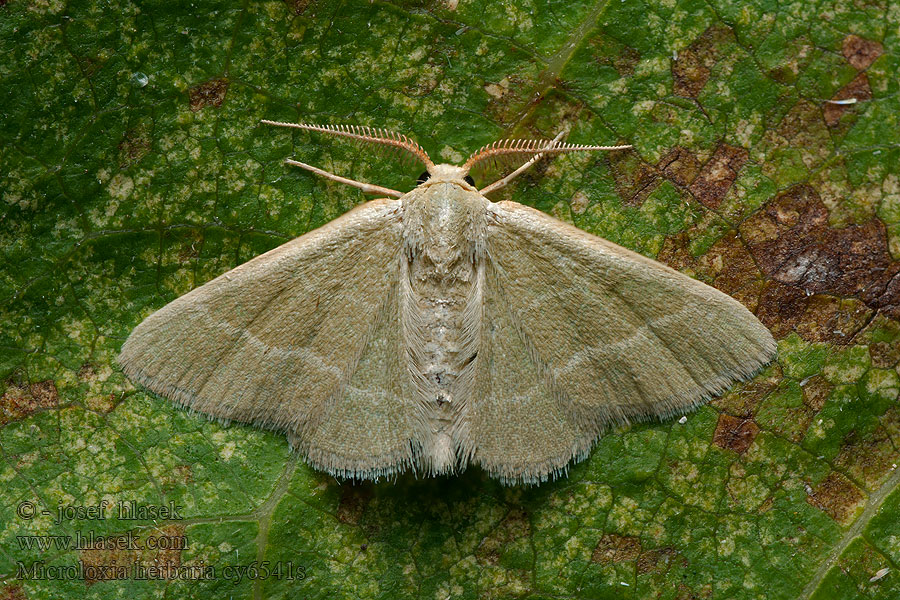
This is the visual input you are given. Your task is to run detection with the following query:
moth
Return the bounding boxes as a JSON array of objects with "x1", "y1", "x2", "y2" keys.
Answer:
[{"x1": 118, "y1": 121, "x2": 776, "y2": 485}]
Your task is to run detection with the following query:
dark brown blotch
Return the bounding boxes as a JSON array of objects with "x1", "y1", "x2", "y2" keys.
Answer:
[
  {"x1": 1, "y1": 380, "x2": 59, "y2": 426},
  {"x1": 591, "y1": 533, "x2": 641, "y2": 564},
  {"x1": 697, "y1": 232, "x2": 764, "y2": 307},
  {"x1": 78, "y1": 363, "x2": 97, "y2": 381},
  {"x1": 658, "y1": 146, "x2": 701, "y2": 188},
  {"x1": 689, "y1": 143, "x2": 748, "y2": 209},
  {"x1": 806, "y1": 471, "x2": 865, "y2": 524},
  {"x1": 189, "y1": 78, "x2": 229, "y2": 112},
  {"x1": 713, "y1": 414, "x2": 760, "y2": 454},
  {"x1": 743, "y1": 185, "x2": 900, "y2": 325},
  {"x1": 842, "y1": 34, "x2": 883, "y2": 71}
]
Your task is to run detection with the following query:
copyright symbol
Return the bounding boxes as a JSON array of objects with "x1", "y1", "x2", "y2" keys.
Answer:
[{"x1": 17, "y1": 501, "x2": 36, "y2": 519}]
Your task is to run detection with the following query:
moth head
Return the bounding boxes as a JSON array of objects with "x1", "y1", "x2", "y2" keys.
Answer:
[{"x1": 417, "y1": 164, "x2": 476, "y2": 189}]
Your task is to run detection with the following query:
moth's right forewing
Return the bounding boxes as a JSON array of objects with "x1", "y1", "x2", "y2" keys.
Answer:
[
  {"x1": 479, "y1": 201, "x2": 776, "y2": 477},
  {"x1": 118, "y1": 199, "x2": 417, "y2": 475}
]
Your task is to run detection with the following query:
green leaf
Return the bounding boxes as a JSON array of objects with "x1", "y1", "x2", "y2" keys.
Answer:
[{"x1": 2, "y1": 0, "x2": 899, "y2": 598}]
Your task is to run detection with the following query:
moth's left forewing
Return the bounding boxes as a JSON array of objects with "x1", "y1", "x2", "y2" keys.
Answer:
[{"x1": 475, "y1": 200, "x2": 776, "y2": 481}]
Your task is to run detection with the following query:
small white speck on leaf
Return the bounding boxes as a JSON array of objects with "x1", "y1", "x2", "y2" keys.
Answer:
[{"x1": 131, "y1": 72, "x2": 149, "y2": 88}]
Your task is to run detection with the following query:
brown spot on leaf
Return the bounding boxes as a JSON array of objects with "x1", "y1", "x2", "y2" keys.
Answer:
[
  {"x1": 672, "y1": 25, "x2": 733, "y2": 97},
  {"x1": 588, "y1": 39, "x2": 641, "y2": 76},
  {"x1": 570, "y1": 191, "x2": 590, "y2": 215},
  {"x1": 842, "y1": 35, "x2": 883, "y2": 71},
  {"x1": 1, "y1": 380, "x2": 58, "y2": 426},
  {"x1": 174, "y1": 464, "x2": 193, "y2": 483},
  {"x1": 86, "y1": 393, "x2": 118, "y2": 413},
  {"x1": 637, "y1": 546, "x2": 685, "y2": 574},
  {"x1": 657, "y1": 229, "x2": 765, "y2": 315},
  {"x1": 870, "y1": 340, "x2": 900, "y2": 368},
  {"x1": 836, "y1": 427, "x2": 897, "y2": 490},
  {"x1": 118, "y1": 127, "x2": 152, "y2": 168},
  {"x1": 806, "y1": 471, "x2": 865, "y2": 524},
  {"x1": 697, "y1": 232, "x2": 764, "y2": 307},
  {"x1": 713, "y1": 414, "x2": 759, "y2": 454},
  {"x1": 607, "y1": 151, "x2": 659, "y2": 207},
  {"x1": 178, "y1": 236, "x2": 202, "y2": 263},
  {"x1": 336, "y1": 485, "x2": 373, "y2": 525},
  {"x1": 673, "y1": 51, "x2": 709, "y2": 98},
  {"x1": 608, "y1": 145, "x2": 710, "y2": 208},
  {"x1": 591, "y1": 533, "x2": 641, "y2": 563},
  {"x1": 742, "y1": 185, "x2": 900, "y2": 326},
  {"x1": 824, "y1": 73, "x2": 873, "y2": 127},
  {"x1": 656, "y1": 231, "x2": 694, "y2": 272},
  {"x1": 0, "y1": 585, "x2": 26, "y2": 600},
  {"x1": 79, "y1": 539, "x2": 136, "y2": 585},
  {"x1": 801, "y1": 376, "x2": 832, "y2": 412},
  {"x1": 476, "y1": 508, "x2": 531, "y2": 566},
  {"x1": 613, "y1": 46, "x2": 641, "y2": 76},
  {"x1": 880, "y1": 405, "x2": 900, "y2": 448},
  {"x1": 589, "y1": 36, "x2": 641, "y2": 77},
  {"x1": 78, "y1": 363, "x2": 97, "y2": 380},
  {"x1": 189, "y1": 78, "x2": 229, "y2": 112},
  {"x1": 283, "y1": 0, "x2": 313, "y2": 14},
  {"x1": 482, "y1": 73, "x2": 540, "y2": 128},
  {"x1": 755, "y1": 284, "x2": 873, "y2": 344},
  {"x1": 689, "y1": 143, "x2": 748, "y2": 209},
  {"x1": 794, "y1": 296, "x2": 872, "y2": 343},
  {"x1": 658, "y1": 146, "x2": 701, "y2": 188},
  {"x1": 770, "y1": 100, "x2": 832, "y2": 168}
]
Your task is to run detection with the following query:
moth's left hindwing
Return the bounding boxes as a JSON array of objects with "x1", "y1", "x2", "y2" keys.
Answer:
[{"x1": 118, "y1": 198, "x2": 420, "y2": 478}]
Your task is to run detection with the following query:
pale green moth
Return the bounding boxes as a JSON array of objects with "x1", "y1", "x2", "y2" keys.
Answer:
[{"x1": 118, "y1": 122, "x2": 776, "y2": 485}]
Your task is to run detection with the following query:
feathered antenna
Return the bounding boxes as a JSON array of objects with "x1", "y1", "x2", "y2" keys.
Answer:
[
  {"x1": 471, "y1": 133, "x2": 632, "y2": 195},
  {"x1": 464, "y1": 138, "x2": 631, "y2": 171},
  {"x1": 261, "y1": 120, "x2": 434, "y2": 170}
]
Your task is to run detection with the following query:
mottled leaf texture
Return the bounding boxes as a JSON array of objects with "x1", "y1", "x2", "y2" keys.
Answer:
[
  {"x1": 4, "y1": 0, "x2": 900, "y2": 598},
  {"x1": 120, "y1": 174, "x2": 775, "y2": 485}
]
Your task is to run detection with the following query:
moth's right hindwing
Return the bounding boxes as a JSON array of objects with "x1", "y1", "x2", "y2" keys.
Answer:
[
  {"x1": 118, "y1": 199, "x2": 419, "y2": 477},
  {"x1": 474, "y1": 200, "x2": 777, "y2": 483}
]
